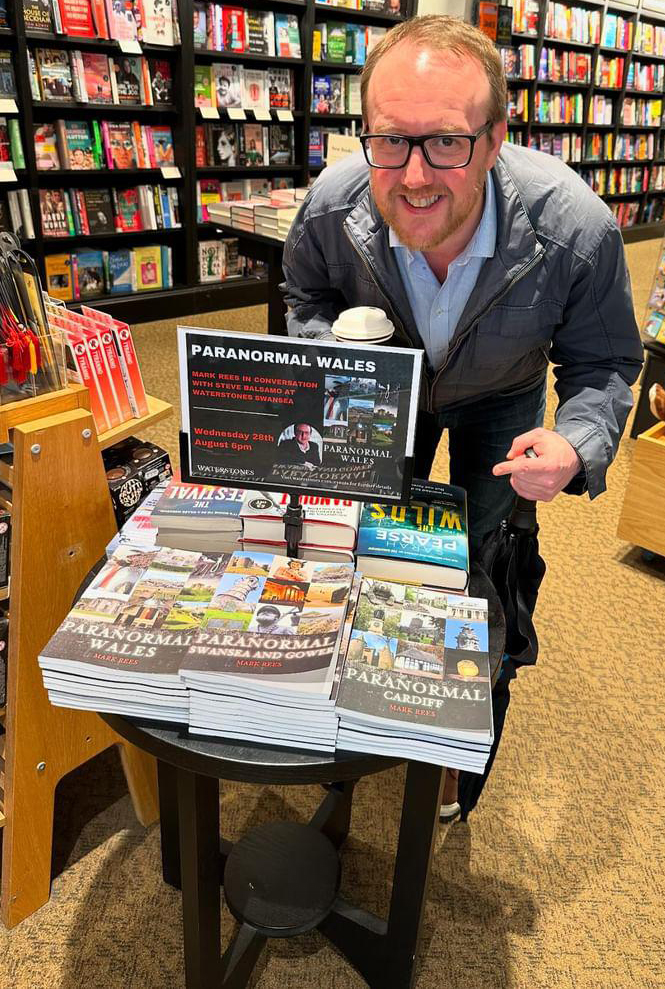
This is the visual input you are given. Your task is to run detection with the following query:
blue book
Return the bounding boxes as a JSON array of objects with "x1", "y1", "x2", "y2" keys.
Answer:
[
  {"x1": 356, "y1": 480, "x2": 469, "y2": 591},
  {"x1": 108, "y1": 249, "x2": 132, "y2": 294},
  {"x1": 75, "y1": 249, "x2": 106, "y2": 299},
  {"x1": 152, "y1": 478, "x2": 244, "y2": 530}
]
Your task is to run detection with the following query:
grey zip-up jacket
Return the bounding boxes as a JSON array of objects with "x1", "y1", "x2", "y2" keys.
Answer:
[{"x1": 282, "y1": 144, "x2": 643, "y2": 498}]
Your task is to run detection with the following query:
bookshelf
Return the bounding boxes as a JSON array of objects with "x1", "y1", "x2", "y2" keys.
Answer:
[{"x1": 500, "y1": 0, "x2": 665, "y2": 238}]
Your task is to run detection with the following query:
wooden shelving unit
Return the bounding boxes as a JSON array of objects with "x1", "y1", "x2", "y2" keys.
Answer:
[{"x1": 0, "y1": 384, "x2": 171, "y2": 928}]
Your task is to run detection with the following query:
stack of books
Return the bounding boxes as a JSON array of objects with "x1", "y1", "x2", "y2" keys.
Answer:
[
  {"x1": 240, "y1": 489, "x2": 360, "y2": 562},
  {"x1": 207, "y1": 187, "x2": 307, "y2": 241},
  {"x1": 335, "y1": 577, "x2": 494, "y2": 771},
  {"x1": 150, "y1": 478, "x2": 244, "y2": 553}
]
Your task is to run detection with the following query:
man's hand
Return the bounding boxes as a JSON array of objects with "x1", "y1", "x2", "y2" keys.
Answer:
[{"x1": 492, "y1": 428, "x2": 582, "y2": 502}]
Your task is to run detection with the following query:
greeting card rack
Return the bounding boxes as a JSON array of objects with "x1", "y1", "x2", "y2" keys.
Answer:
[{"x1": 0, "y1": 383, "x2": 172, "y2": 928}]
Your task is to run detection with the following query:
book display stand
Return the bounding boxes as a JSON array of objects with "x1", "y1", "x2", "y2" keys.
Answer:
[
  {"x1": 0, "y1": 382, "x2": 172, "y2": 928},
  {"x1": 617, "y1": 419, "x2": 665, "y2": 556}
]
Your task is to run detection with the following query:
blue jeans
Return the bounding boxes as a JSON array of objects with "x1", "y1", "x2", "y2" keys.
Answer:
[{"x1": 414, "y1": 380, "x2": 547, "y2": 554}]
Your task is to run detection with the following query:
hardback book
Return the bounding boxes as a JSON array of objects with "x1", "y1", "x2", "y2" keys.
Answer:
[
  {"x1": 325, "y1": 23, "x2": 346, "y2": 62},
  {"x1": 241, "y1": 68, "x2": 269, "y2": 112},
  {"x1": 134, "y1": 243, "x2": 163, "y2": 290},
  {"x1": 82, "y1": 188, "x2": 114, "y2": 234},
  {"x1": 335, "y1": 578, "x2": 493, "y2": 768},
  {"x1": 477, "y1": 0, "x2": 499, "y2": 41},
  {"x1": 112, "y1": 55, "x2": 142, "y2": 104},
  {"x1": 210, "y1": 123, "x2": 238, "y2": 166},
  {"x1": 197, "y1": 177, "x2": 222, "y2": 221},
  {"x1": 75, "y1": 248, "x2": 106, "y2": 298},
  {"x1": 193, "y1": 1, "x2": 207, "y2": 47},
  {"x1": 238, "y1": 121, "x2": 265, "y2": 165},
  {"x1": 148, "y1": 58, "x2": 173, "y2": 104},
  {"x1": 312, "y1": 74, "x2": 343, "y2": 114},
  {"x1": 36, "y1": 49, "x2": 75, "y2": 102},
  {"x1": 141, "y1": 0, "x2": 174, "y2": 45},
  {"x1": 194, "y1": 63, "x2": 213, "y2": 107},
  {"x1": 0, "y1": 52, "x2": 16, "y2": 97},
  {"x1": 149, "y1": 124, "x2": 175, "y2": 165},
  {"x1": 58, "y1": 0, "x2": 96, "y2": 36},
  {"x1": 268, "y1": 68, "x2": 293, "y2": 109},
  {"x1": 222, "y1": 6, "x2": 246, "y2": 52},
  {"x1": 23, "y1": 0, "x2": 53, "y2": 31},
  {"x1": 355, "y1": 480, "x2": 469, "y2": 591},
  {"x1": 114, "y1": 186, "x2": 142, "y2": 230},
  {"x1": 268, "y1": 124, "x2": 294, "y2": 165},
  {"x1": 240, "y1": 490, "x2": 360, "y2": 549},
  {"x1": 0, "y1": 117, "x2": 10, "y2": 162},
  {"x1": 44, "y1": 253, "x2": 74, "y2": 300},
  {"x1": 274, "y1": 13, "x2": 301, "y2": 58},
  {"x1": 103, "y1": 0, "x2": 138, "y2": 40},
  {"x1": 106, "y1": 121, "x2": 137, "y2": 169},
  {"x1": 496, "y1": 4, "x2": 513, "y2": 45},
  {"x1": 39, "y1": 189, "x2": 73, "y2": 237},
  {"x1": 81, "y1": 53, "x2": 113, "y2": 104},
  {"x1": 246, "y1": 10, "x2": 275, "y2": 56},
  {"x1": 59, "y1": 119, "x2": 98, "y2": 169},
  {"x1": 152, "y1": 478, "x2": 244, "y2": 530},
  {"x1": 198, "y1": 239, "x2": 225, "y2": 282},
  {"x1": 107, "y1": 247, "x2": 133, "y2": 292},
  {"x1": 34, "y1": 123, "x2": 61, "y2": 169},
  {"x1": 213, "y1": 62, "x2": 242, "y2": 109}
]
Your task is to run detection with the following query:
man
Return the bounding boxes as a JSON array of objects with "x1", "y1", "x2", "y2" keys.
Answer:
[
  {"x1": 278, "y1": 423, "x2": 322, "y2": 467},
  {"x1": 282, "y1": 15, "x2": 643, "y2": 817},
  {"x1": 253, "y1": 604, "x2": 297, "y2": 635}
]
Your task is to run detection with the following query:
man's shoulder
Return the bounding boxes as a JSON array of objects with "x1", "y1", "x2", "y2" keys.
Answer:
[
  {"x1": 497, "y1": 144, "x2": 617, "y2": 258},
  {"x1": 301, "y1": 152, "x2": 371, "y2": 219}
]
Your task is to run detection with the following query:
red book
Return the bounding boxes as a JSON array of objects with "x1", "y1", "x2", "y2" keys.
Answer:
[
  {"x1": 115, "y1": 187, "x2": 142, "y2": 231},
  {"x1": 195, "y1": 125, "x2": 207, "y2": 166},
  {"x1": 82, "y1": 306, "x2": 148, "y2": 417},
  {"x1": 57, "y1": 0, "x2": 96, "y2": 37},
  {"x1": 222, "y1": 7, "x2": 246, "y2": 52}
]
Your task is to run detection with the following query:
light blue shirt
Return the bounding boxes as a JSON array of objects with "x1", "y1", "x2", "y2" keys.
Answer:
[{"x1": 390, "y1": 175, "x2": 497, "y2": 370}]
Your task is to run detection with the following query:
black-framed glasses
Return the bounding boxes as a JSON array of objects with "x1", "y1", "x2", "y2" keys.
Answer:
[{"x1": 360, "y1": 121, "x2": 493, "y2": 169}]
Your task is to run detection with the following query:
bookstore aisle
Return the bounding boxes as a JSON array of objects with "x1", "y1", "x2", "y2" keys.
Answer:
[{"x1": 2, "y1": 238, "x2": 663, "y2": 989}]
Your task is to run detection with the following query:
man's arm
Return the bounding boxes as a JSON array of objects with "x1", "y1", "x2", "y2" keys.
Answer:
[
  {"x1": 494, "y1": 219, "x2": 643, "y2": 500},
  {"x1": 281, "y1": 210, "x2": 344, "y2": 339}
]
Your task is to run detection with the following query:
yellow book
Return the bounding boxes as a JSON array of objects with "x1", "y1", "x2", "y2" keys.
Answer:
[
  {"x1": 133, "y1": 245, "x2": 163, "y2": 292},
  {"x1": 44, "y1": 254, "x2": 74, "y2": 302}
]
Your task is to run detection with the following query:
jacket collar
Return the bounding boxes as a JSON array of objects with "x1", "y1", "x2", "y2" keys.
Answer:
[{"x1": 342, "y1": 151, "x2": 545, "y2": 355}]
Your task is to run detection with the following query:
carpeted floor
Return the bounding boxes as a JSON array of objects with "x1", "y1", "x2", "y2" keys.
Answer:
[{"x1": 2, "y1": 240, "x2": 664, "y2": 989}]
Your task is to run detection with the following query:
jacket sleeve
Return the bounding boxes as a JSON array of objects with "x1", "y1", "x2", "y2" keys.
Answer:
[
  {"x1": 551, "y1": 219, "x2": 643, "y2": 498},
  {"x1": 281, "y1": 208, "x2": 343, "y2": 340}
]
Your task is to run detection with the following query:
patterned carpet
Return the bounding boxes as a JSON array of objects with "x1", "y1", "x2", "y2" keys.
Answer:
[{"x1": 2, "y1": 240, "x2": 664, "y2": 989}]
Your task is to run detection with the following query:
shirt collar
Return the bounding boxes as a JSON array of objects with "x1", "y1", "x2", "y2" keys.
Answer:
[{"x1": 388, "y1": 173, "x2": 497, "y2": 266}]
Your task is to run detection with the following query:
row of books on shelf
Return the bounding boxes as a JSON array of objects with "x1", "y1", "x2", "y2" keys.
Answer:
[
  {"x1": 196, "y1": 175, "x2": 294, "y2": 220},
  {"x1": 194, "y1": 63, "x2": 295, "y2": 112},
  {"x1": 635, "y1": 21, "x2": 665, "y2": 59},
  {"x1": 0, "y1": 50, "x2": 17, "y2": 100},
  {"x1": 642, "y1": 198, "x2": 664, "y2": 223},
  {"x1": 602, "y1": 13, "x2": 634, "y2": 53},
  {"x1": 611, "y1": 200, "x2": 641, "y2": 226},
  {"x1": 582, "y1": 165, "x2": 649, "y2": 195},
  {"x1": 595, "y1": 55, "x2": 624, "y2": 91},
  {"x1": 315, "y1": 0, "x2": 402, "y2": 11},
  {"x1": 45, "y1": 297, "x2": 149, "y2": 431},
  {"x1": 507, "y1": 128, "x2": 663, "y2": 165},
  {"x1": 0, "y1": 117, "x2": 25, "y2": 169},
  {"x1": 193, "y1": 5, "x2": 301, "y2": 57},
  {"x1": 205, "y1": 185, "x2": 307, "y2": 239},
  {"x1": 194, "y1": 121, "x2": 295, "y2": 167},
  {"x1": 511, "y1": 0, "x2": 539, "y2": 35},
  {"x1": 622, "y1": 97, "x2": 663, "y2": 127},
  {"x1": 29, "y1": 47, "x2": 173, "y2": 107},
  {"x1": 24, "y1": 0, "x2": 181, "y2": 46},
  {"x1": 309, "y1": 124, "x2": 354, "y2": 165},
  {"x1": 312, "y1": 21, "x2": 387, "y2": 65},
  {"x1": 34, "y1": 120, "x2": 175, "y2": 171},
  {"x1": 499, "y1": 45, "x2": 535, "y2": 81},
  {"x1": 45, "y1": 243, "x2": 173, "y2": 302},
  {"x1": 627, "y1": 61, "x2": 665, "y2": 93},
  {"x1": 538, "y1": 47, "x2": 591, "y2": 85},
  {"x1": 198, "y1": 236, "x2": 245, "y2": 283},
  {"x1": 0, "y1": 189, "x2": 35, "y2": 239},
  {"x1": 545, "y1": 4, "x2": 601, "y2": 45},
  {"x1": 312, "y1": 73, "x2": 360, "y2": 114},
  {"x1": 39, "y1": 184, "x2": 181, "y2": 238},
  {"x1": 534, "y1": 91, "x2": 584, "y2": 125}
]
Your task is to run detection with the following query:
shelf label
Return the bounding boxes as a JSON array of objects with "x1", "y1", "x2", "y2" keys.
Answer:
[
  {"x1": 253, "y1": 108, "x2": 271, "y2": 121},
  {"x1": 160, "y1": 166, "x2": 181, "y2": 179},
  {"x1": 0, "y1": 99, "x2": 18, "y2": 114},
  {"x1": 276, "y1": 109, "x2": 294, "y2": 123},
  {"x1": 0, "y1": 166, "x2": 17, "y2": 182},
  {"x1": 228, "y1": 107, "x2": 247, "y2": 121},
  {"x1": 200, "y1": 106, "x2": 219, "y2": 119},
  {"x1": 118, "y1": 38, "x2": 142, "y2": 54}
]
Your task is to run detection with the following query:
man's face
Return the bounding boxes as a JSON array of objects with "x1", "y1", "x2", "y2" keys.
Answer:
[
  {"x1": 295, "y1": 424, "x2": 311, "y2": 443},
  {"x1": 257, "y1": 609, "x2": 278, "y2": 626},
  {"x1": 365, "y1": 44, "x2": 506, "y2": 252}
]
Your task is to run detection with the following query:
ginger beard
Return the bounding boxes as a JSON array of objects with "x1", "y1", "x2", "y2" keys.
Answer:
[{"x1": 370, "y1": 168, "x2": 487, "y2": 251}]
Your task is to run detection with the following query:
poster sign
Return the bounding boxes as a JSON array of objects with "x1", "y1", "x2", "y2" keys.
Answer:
[{"x1": 178, "y1": 328, "x2": 423, "y2": 503}]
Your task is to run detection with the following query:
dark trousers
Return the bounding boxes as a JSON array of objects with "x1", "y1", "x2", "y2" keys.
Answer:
[{"x1": 413, "y1": 380, "x2": 548, "y2": 553}]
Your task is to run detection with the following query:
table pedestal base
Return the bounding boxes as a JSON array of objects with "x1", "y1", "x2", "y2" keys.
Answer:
[{"x1": 160, "y1": 761, "x2": 444, "y2": 989}]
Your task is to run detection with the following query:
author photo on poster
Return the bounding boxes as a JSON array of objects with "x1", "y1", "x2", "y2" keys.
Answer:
[{"x1": 277, "y1": 422, "x2": 323, "y2": 468}]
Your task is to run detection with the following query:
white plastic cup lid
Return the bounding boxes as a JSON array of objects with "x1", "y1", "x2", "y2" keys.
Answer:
[{"x1": 331, "y1": 306, "x2": 395, "y2": 342}]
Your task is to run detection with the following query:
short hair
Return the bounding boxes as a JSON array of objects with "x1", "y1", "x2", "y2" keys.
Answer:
[
  {"x1": 360, "y1": 15, "x2": 507, "y2": 128},
  {"x1": 257, "y1": 605, "x2": 280, "y2": 618}
]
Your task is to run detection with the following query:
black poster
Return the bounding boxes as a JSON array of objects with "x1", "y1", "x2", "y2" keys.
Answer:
[{"x1": 178, "y1": 328, "x2": 423, "y2": 503}]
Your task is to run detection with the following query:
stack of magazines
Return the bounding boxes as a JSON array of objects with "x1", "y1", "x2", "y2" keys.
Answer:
[{"x1": 335, "y1": 578, "x2": 494, "y2": 772}]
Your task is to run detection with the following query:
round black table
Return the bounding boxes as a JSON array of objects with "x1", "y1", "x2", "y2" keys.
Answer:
[{"x1": 102, "y1": 566, "x2": 504, "y2": 989}]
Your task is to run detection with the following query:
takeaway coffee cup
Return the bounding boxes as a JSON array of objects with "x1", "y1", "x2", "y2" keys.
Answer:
[{"x1": 331, "y1": 306, "x2": 395, "y2": 343}]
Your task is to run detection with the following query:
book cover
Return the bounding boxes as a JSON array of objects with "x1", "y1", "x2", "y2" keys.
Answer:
[
  {"x1": 326, "y1": 23, "x2": 346, "y2": 63},
  {"x1": 148, "y1": 58, "x2": 172, "y2": 104},
  {"x1": 268, "y1": 67, "x2": 293, "y2": 109},
  {"x1": 194, "y1": 63, "x2": 213, "y2": 107},
  {"x1": 134, "y1": 243, "x2": 162, "y2": 289},
  {"x1": 240, "y1": 491, "x2": 360, "y2": 548},
  {"x1": 356, "y1": 481, "x2": 469, "y2": 590},
  {"x1": 198, "y1": 240, "x2": 225, "y2": 282},
  {"x1": 213, "y1": 62, "x2": 242, "y2": 109},
  {"x1": 149, "y1": 124, "x2": 174, "y2": 165},
  {"x1": 107, "y1": 121, "x2": 137, "y2": 169},
  {"x1": 336, "y1": 579, "x2": 492, "y2": 742},
  {"x1": 81, "y1": 52, "x2": 113, "y2": 104},
  {"x1": 107, "y1": 248, "x2": 132, "y2": 292},
  {"x1": 75, "y1": 248, "x2": 106, "y2": 298},
  {"x1": 197, "y1": 177, "x2": 222, "y2": 221},
  {"x1": 104, "y1": 0, "x2": 138, "y2": 40},
  {"x1": 23, "y1": 0, "x2": 53, "y2": 31},
  {"x1": 40, "y1": 189, "x2": 72, "y2": 237},
  {"x1": 241, "y1": 68, "x2": 268, "y2": 112},
  {"x1": 0, "y1": 52, "x2": 16, "y2": 98},
  {"x1": 112, "y1": 55, "x2": 142, "y2": 104},
  {"x1": 115, "y1": 186, "x2": 141, "y2": 230},
  {"x1": 193, "y1": 2, "x2": 207, "y2": 47},
  {"x1": 477, "y1": 0, "x2": 498, "y2": 40},
  {"x1": 496, "y1": 4, "x2": 513, "y2": 46},
  {"x1": 34, "y1": 123, "x2": 61, "y2": 170},
  {"x1": 222, "y1": 6, "x2": 246, "y2": 52},
  {"x1": 268, "y1": 124, "x2": 294, "y2": 165},
  {"x1": 45, "y1": 253, "x2": 74, "y2": 300},
  {"x1": 83, "y1": 188, "x2": 114, "y2": 233},
  {"x1": 195, "y1": 124, "x2": 207, "y2": 165},
  {"x1": 141, "y1": 0, "x2": 174, "y2": 46},
  {"x1": 36, "y1": 49, "x2": 75, "y2": 102},
  {"x1": 239, "y1": 121, "x2": 264, "y2": 166},
  {"x1": 246, "y1": 10, "x2": 274, "y2": 56},
  {"x1": 274, "y1": 13, "x2": 301, "y2": 58},
  {"x1": 152, "y1": 479, "x2": 244, "y2": 528},
  {"x1": 210, "y1": 123, "x2": 237, "y2": 166},
  {"x1": 62, "y1": 119, "x2": 98, "y2": 168},
  {"x1": 58, "y1": 0, "x2": 96, "y2": 37}
]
